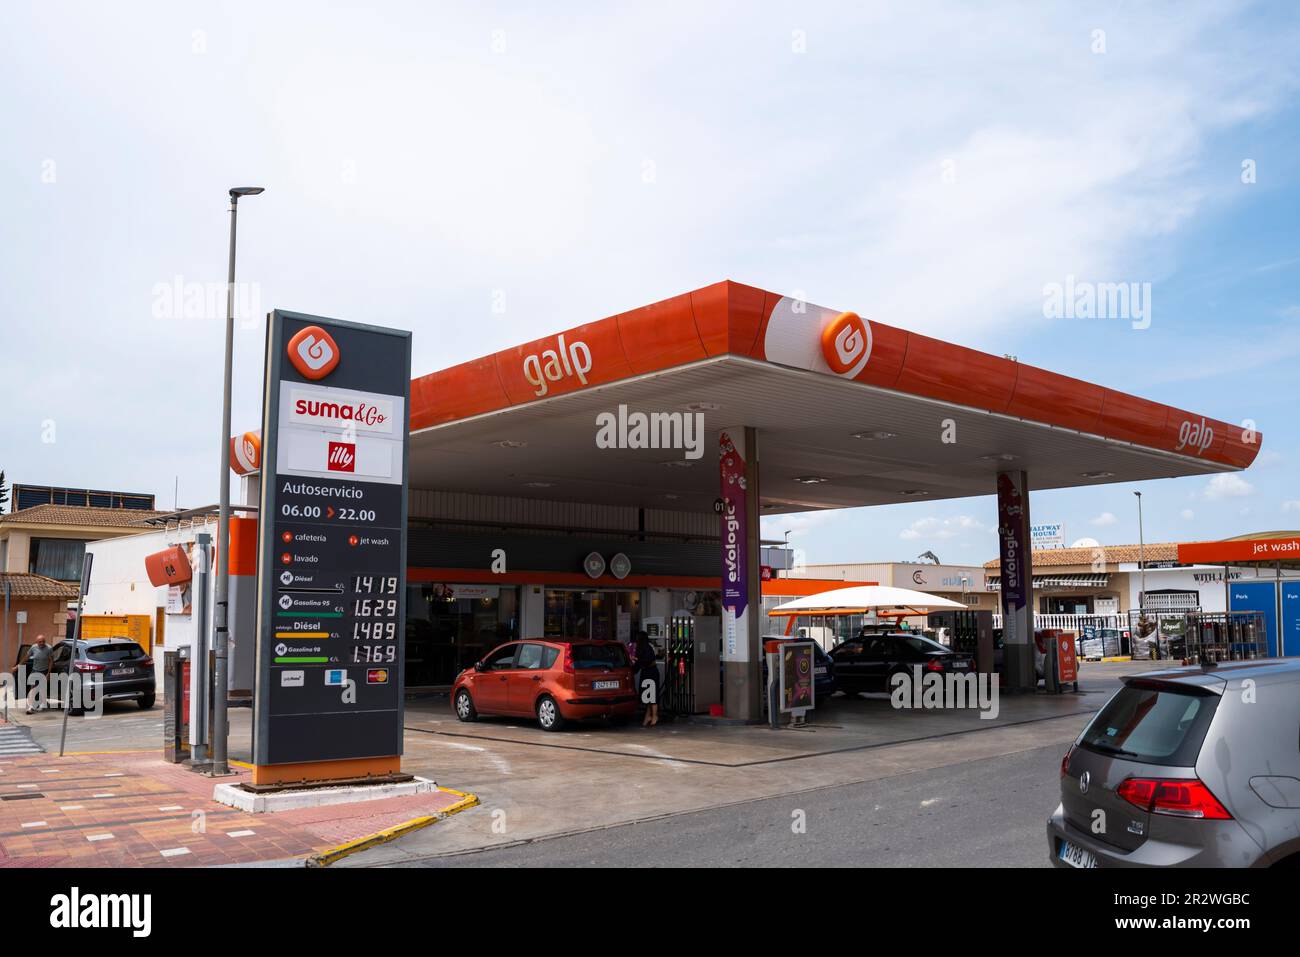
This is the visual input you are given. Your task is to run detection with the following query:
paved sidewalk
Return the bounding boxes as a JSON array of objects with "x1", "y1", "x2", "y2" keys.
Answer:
[{"x1": 0, "y1": 750, "x2": 468, "y2": 868}]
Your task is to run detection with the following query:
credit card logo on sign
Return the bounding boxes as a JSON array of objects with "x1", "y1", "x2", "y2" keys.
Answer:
[
  {"x1": 366, "y1": 669, "x2": 390, "y2": 685},
  {"x1": 281, "y1": 670, "x2": 305, "y2": 688},
  {"x1": 325, "y1": 669, "x2": 347, "y2": 686}
]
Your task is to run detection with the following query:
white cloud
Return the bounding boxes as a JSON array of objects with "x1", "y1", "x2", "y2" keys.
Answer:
[
  {"x1": 1090, "y1": 511, "x2": 1118, "y2": 527},
  {"x1": 1181, "y1": 508, "x2": 1195, "y2": 520},
  {"x1": 899, "y1": 515, "x2": 990, "y2": 541},
  {"x1": 1282, "y1": 501, "x2": 1300, "y2": 513},
  {"x1": 1204, "y1": 474, "x2": 1255, "y2": 501},
  {"x1": 762, "y1": 511, "x2": 833, "y2": 544}
]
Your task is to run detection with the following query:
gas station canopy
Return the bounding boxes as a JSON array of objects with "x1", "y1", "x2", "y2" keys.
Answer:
[{"x1": 406, "y1": 281, "x2": 1260, "y2": 511}]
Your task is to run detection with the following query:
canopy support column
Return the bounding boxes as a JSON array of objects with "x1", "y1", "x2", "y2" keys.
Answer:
[
  {"x1": 996, "y1": 470, "x2": 1036, "y2": 692},
  {"x1": 718, "y1": 426, "x2": 762, "y2": 720}
]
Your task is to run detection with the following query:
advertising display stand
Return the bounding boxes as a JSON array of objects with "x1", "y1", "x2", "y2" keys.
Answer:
[
  {"x1": 1046, "y1": 631, "x2": 1079, "y2": 694},
  {"x1": 251, "y1": 311, "x2": 411, "y2": 788}
]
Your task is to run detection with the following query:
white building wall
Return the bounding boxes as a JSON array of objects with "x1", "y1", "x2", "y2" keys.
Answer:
[{"x1": 1119, "y1": 563, "x2": 1300, "y2": 614}]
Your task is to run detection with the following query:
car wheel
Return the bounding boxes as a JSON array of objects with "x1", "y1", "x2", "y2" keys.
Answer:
[
  {"x1": 536, "y1": 694, "x2": 565, "y2": 732},
  {"x1": 887, "y1": 666, "x2": 912, "y2": 694},
  {"x1": 454, "y1": 689, "x2": 477, "y2": 722},
  {"x1": 137, "y1": 694, "x2": 156, "y2": 709}
]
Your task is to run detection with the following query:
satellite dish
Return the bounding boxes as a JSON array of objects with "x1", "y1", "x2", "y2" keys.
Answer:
[{"x1": 1070, "y1": 537, "x2": 1100, "y2": 548}]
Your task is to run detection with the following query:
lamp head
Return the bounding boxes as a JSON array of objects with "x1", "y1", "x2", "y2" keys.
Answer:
[{"x1": 229, "y1": 186, "x2": 265, "y2": 198}]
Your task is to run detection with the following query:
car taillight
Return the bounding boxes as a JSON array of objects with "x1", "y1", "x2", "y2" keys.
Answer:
[
  {"x1": 139, "y1": 656, "x2": 154, "y2": 667},
  {"x1": 1118, "y1": 777, "x2": 1232, "y2": 820},
  {"x1": 925, "y1": 658, "x2": 944, "y2": 672},
  {"x1": 1060, "y1": 745, "x2": 1074, "y2": 777},
  {"x1": 562, "y1": 646, "x2": 574, "y2": 674},
  {"x1": 74, "y1": 661, "x2": 105, "y2": 673}
]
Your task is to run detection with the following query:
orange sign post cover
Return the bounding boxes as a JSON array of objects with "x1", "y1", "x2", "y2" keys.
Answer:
[
  {"x1": 144, "y1": 545, "x2": 192, "y2": 587},
  {"x1": 1056, "y1": 632, "x2": 1078, "y2": 685}
]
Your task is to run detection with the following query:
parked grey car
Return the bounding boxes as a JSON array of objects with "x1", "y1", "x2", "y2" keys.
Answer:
[{"x1": 1048, "y1": 658, "x2": 1300, "y2": 867}]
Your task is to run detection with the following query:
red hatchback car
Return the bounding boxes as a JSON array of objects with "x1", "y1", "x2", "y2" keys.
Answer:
[{"x1": 451, "y1": 638, "x2": 637, "y2": 731}]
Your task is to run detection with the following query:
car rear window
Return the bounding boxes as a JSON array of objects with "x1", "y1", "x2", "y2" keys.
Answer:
[
  {"x1": 902, "y1": 636, "x2": 947, "y2": 654},
  {"x1": 571, "y1": 643, "x2": 628, "y2": 669},
  {"x1": 1080, "y1": 682, "x2": 1220, "y2": 767},
  {"x1": 85, "y1": 642, "x2": 146, "y2": 662}
]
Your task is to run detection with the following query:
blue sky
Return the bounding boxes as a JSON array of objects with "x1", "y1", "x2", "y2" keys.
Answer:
[{"x1": 1, "y1": 1, "x2": 1297, "y2": 565}]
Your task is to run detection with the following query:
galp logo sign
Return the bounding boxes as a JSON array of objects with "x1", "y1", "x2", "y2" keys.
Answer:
[
  {"x1": 287, "y1": 325, "x2": 340, "y2": 380},
  {"x1": 522, "y1": 333, "x2": 592, "y2": 397},
  {"x1": 819, "y1": 311, "x2": 871, "y2": 378},
  {"x1": 229, "y1": 430, "x2": 261, "y2": 475},
  {"x1": 1176, "y1": 417, "x2": 1214, "y2": 455}
]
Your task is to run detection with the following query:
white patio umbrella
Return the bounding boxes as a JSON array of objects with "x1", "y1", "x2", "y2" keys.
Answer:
[{"x1": 770, "y1": 584, "x2": 967, "y2": 618}]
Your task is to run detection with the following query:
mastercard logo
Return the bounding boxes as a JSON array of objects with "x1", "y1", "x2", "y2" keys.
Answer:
[{"x1": 819, "y1": 311, "x2": 872, "y2": 378}]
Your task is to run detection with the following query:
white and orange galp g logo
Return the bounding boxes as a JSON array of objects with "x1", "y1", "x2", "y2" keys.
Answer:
[
  {"x1": 229, "y1": 430, "x2": 261, "y2": 475},
  {"x1": 287, "y1": 325, "x2": 340, "y2": 380},
  {"x1": 819, "y1": 311, "x2": 872, "y2": 378}
]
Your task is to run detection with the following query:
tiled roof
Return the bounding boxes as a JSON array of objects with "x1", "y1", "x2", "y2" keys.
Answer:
[
  {"x1": 0, "y1": 573, "x2": 80, "y2": 600},
  {"x1": 0, "y1": 504, "x2": 167, "y2": 528},
  {"x1": 984, "y1": 542, "x2": 1179, "y2": 570}
]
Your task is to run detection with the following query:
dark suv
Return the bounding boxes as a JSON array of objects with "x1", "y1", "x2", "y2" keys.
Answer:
[{"x1": 13, "y1": 638, "x2": 156, "y2": 711}]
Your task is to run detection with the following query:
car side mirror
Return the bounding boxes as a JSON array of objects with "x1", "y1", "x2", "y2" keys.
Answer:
[{"x1": 473, "y1": 661, "x2": 485, "y2": 672}]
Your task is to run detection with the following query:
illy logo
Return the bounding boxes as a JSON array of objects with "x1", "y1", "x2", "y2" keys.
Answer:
[
  {"x1": 327, "y1": 441, "x2": 356, "y2": 472},
  {"x1": 287, "y1": 325, "x2": 340, "y2": 380}
]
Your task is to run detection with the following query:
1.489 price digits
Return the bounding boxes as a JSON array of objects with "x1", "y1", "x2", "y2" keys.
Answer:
[{"x1": 352, "y1": 621, "x2": 397, "y2": 640}]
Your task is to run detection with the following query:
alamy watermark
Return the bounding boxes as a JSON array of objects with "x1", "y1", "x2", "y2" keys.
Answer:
[
  {"x1": 889, "y1": 666, "x2": 999, "y2": 719},
  {"x1": 1043, "y1": 275, "x2": 1151, "y2": 330},
  {"x1": 151, "y1": 275, "x2": 263, "y2": 329},
  {"x1": 1, "y1": 667, "x2": 103, "y2": 716},
  {"x1": 595, "y1": 404, "x2": 705, "y2": 460}
]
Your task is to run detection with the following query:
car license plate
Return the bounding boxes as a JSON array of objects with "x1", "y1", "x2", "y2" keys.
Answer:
[
  {"x1": 1058, "y1": 840, "x2": 1098, "y2": 868},
  {"x1": 593, "y1": 680, "x2": 619, "y2": 690},
  {"x1": 815, "y1": 667, "x2": 827, "y2": 676},
  {"x1": 951, "y1": 660, "x2": 969, "y2": 669},
  {"x1": 111, "y1": 667, "x2": 134, "y2": 677}
]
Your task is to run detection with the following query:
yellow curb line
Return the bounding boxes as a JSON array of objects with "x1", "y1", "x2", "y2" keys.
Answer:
[
  {"x1": 306, "y1": 787, "x2": 480, "y2": 868},
  {"x1": 1101, "y1": 656, "x2": 1132, "y2": 662}
]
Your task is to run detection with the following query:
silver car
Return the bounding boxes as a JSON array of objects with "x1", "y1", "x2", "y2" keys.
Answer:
[{"x1": 1047, "y1": 658, "x2": 1300, "y2": 867}]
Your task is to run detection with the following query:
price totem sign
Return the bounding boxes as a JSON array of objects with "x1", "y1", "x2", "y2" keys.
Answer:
[{"x1": 253, "y1": 310, "x2": 411, "y2": 782}]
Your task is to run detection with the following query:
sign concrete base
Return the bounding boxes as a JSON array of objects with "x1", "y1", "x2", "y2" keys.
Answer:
[{"x1": 213, "y1": 775, "x2": 436, "y2": 813}]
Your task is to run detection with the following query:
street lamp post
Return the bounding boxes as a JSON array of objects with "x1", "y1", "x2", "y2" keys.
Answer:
[
  {"x1": 1134, "y1": 490, "x2": 1147, "y2": 612},
  {"x1": 211, "y1": 186, "x2": 263, "y2": 776}
]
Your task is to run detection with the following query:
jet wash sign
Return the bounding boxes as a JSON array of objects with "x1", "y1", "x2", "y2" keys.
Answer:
[{"x1": 253, "y1": 310, "x2": 411, "y2": 768}]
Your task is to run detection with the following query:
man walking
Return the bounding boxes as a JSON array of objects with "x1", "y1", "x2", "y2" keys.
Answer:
[{"x1": 25, "y1": 633, "x2": 52, "y2": 714}]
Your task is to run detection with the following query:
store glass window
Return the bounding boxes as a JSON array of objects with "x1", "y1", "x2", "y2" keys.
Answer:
[
  {"x1": 405, "y1": 584, "x2": 518, "y2": 687},
  {"x1": 546, "y1": 589, "x2": 643, "y2": 643}
]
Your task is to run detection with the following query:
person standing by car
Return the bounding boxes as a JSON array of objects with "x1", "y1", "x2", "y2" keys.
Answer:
[
  {"x1": 632, "y1": 630, "x2": 660, "y2": 727},
  {"x1": 25, "y1": 634, "x2": 52, "y2": 714}
]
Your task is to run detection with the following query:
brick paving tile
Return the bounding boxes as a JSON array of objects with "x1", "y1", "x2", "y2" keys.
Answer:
[{"x1": 0, "y1": 751, "x2": 464, "y2": 867}]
